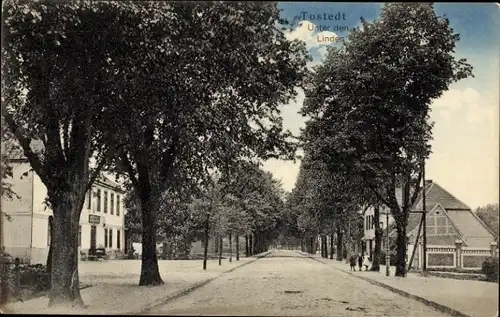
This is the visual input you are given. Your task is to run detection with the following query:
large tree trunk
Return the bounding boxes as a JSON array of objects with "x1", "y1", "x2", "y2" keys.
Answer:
[
  {"x1": 235, "y1": 235, "x2": 240, "y2": 261},
  {"x1": 336, "y1": 225, "x2": 343, "y2": 261},
  {"x1": 138, "y1": 182, "x2": 163, "y2": 286},
  {"x1": 371, "y1": 206, "x2": 382, "y2": 271},
  {"x1": 395, "y1": 218, "x2": 408, "y2": 277},
  {"x1": 203, "y1": 213, "x2": 210, "y2": 270},
  {"x1": 48, "y1": 195, "x2": 84, "y2": 308},
  {"x1": 229, "y1": 233, "x2": 232, "y2": 263}
]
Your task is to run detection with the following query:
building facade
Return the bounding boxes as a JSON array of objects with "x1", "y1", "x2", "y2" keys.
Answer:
[
  {"x1": 362, "y1": 180, "x2": 498, "y2": 270},
  {"x1": 1, "y1": 159, "x2": 126, "y2": 264}
]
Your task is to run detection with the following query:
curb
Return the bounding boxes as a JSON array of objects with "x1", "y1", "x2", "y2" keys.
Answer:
[
  {"x1": 134, "y1": 251, "x2": 271, "y2": 314},
  {"x1": 304, "y1": 254, "x2": 471, "y2": 317}
]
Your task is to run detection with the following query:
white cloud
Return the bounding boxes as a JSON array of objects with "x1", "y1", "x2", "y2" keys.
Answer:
[
  {"x1": 285, "y1": 20, "x2": 341, "y2": 51},
  {"x1": 431, "y1": 87, "x2": 496, "y2": 127}
]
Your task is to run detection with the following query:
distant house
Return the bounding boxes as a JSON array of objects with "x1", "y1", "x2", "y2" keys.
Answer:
[{"x1": 363, "y1": 180, "x2": 497, "y2": 270}]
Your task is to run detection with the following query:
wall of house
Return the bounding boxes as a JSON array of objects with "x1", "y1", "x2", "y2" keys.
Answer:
[
  {"x1": 1, "y1": 162, "x2": 33, "y2": 263},
  {"x1": 1, "y1": 161, "x2": 33, "y2": 215},
  {"x1": 2, "y1": 161, "x2": 126, "y2": 263},
  {"x1": 2, "y1": 214, "x2": 32, "y2": 262},
  {"x1": 363, "y1": 207, "x2": 394, "y2": 240},
  {"x1": 81, "y1": 183, "x2": 126, "y2": 256}
]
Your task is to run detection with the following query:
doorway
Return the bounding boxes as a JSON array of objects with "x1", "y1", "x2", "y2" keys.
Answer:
[{"x1": 90, "y1": 225, "x2": 97, "y2": 253}]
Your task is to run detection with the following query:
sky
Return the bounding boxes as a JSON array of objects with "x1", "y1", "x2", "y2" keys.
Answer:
[{"x1": 262, "y1": 2, "x2": 499, "y2": 210}]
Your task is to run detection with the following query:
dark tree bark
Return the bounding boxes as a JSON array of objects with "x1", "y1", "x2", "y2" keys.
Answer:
[
  {"x1": 138, "y1": 177, "x2": 163, "y2": 286},
  {"x1": 336, "y1": 224, "x2": 343, "y2": 261},
  {"x1": 218, "y1": 236, "x2": 222, "y2": 266},
  {"x1": 370, "y1": 206, "x2": 382, "y2": 271},
  {"x1": 46, "y1": 216, "x2": 53, "y2": 276},
  {"x1": 249, "y1": 235, "x2": 253, "y2": 256},
  {"x1": 48, "y1": 194, "x2": 84, "y2": 307},
  {"x1": 161, "y1": 242, "x2": 168, "y2": 260},
  {"x1": 325, "y1": 236, "x2": 328, "y2": 258},
  {"x1": 395, "y1": 219, "x2": 408, "y2": 277},
  {"x1": 203, "y1": 213, "x2": 210, "y2": 270},
  {"x1": 214, "y1": 236, "x2": 219, "y2": 254},
  {"x1": 235, "y1": 235, "x2": 240, "y2": 261},
  {"x1": 229, "y1": 233, "x2": 232, "y2": 263},
  {"x1": 329, "y1": 233, "x2": 334, "y2": 259},
  {"x1": 253, "y1": 233, "x2": 258, "y2": 255},
  {"x1": 245, "y1": 235, "x2": 248, "y2": 257}
]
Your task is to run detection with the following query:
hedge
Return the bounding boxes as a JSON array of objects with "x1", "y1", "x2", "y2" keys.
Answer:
[{"x1": 482, "y1": 257, "x2": 499, "y2": 282}]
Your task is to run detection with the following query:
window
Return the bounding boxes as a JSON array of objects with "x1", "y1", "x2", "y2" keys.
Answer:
[
  {"x1": 104, "y1": 191, "x2": 108, "y2": 213},
  {"x1": 96, "y1": 189, "x2": 101, "y2": 212},
  {"x1": 104, "y1": 228, "x2": 108, "y2": 247},
  {"x1": 116, "y1": 195, "x2": 120, "y2": 216},
  {"x1": 109, "y1": 229, "x2": 113, "y2": 248},
  {"x1": 78, "y1": 226, "x2": 82, "y2": 247},
  {"x1": 436, "y1": 216, "x2": 447, "y2": 226},
  {"x1": 87, "y1": 191, "x2": 91, "y2": 209},
  {"x1": 437, "y1": 226, "x2": 447, "y2": 234},
  {"x1": 370, "y1": 216, "x2": 374, "y2": 229},
  {"x1": 426, "y1": 216, "x2": 437, "y2": 235},
  {"x1": 117, "y1": 230, "x2": 121, "y2": 249},
  {"x1": 110, "y1": 193, "x2": 114, "y2": 215}
]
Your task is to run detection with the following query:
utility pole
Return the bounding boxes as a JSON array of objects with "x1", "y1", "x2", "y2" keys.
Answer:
[
  {"x1": 422, "y1": 160, "x2": 427, "y2": 272},
  {"x1": 386, "y1": 210, "x2": 390, "y2": 276}
]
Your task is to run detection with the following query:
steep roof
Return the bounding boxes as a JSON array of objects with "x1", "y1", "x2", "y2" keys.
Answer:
[
  {"x1": 413, "y1": 182, "x2": 470, "y2": 211},
  {"x1": 446, "y1": 209, "x2": 495, "y2": 246}
]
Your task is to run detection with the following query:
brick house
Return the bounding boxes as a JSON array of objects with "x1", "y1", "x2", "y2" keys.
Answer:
[{"x1": 363, "y1": 180, "x2": 497, "y2": 270}]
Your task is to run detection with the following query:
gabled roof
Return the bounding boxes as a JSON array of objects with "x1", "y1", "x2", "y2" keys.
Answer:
[
  {"x1": 413, "y1": 181, "x2": 470, "y2": 211},
  {"x1": 371, "y1": 181, "x2": 495, "y2": 247}
]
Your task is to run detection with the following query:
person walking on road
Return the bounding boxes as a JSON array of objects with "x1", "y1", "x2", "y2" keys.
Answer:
[
  {"x1": 357, "y1": 253, "x2": 363, "y2": 271},
  {"x1": 349, "y1": 255, "x2": 356, "y2": 271},
  {"x1": 363, "y1": 256, "x2": 371, "y2": 271}
]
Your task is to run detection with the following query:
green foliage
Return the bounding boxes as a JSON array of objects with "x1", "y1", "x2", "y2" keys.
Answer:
[{"x1": 482, "y1": 257, "x2": 499, "y2": 282}]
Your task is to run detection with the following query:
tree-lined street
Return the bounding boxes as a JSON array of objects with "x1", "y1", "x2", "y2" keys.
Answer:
[
  {"x1": 148, "y1": 250, "x2": 448, "y2": 316},
  {"x1": 1, "y1": 1, "x2": 497, "y2": 315}
]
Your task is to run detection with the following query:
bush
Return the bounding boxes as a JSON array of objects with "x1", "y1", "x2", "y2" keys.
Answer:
[
  {"x1": 482, "y1": 257, "x2": 499, "y2": 282},
  {"x1": 15, "y1": 264, "x2": 50, "y2": 292}
]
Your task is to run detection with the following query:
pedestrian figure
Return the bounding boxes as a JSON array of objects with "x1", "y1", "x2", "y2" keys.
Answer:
[
  {"x1": 357, "y1": 253, "x2": 363, "y2": 271},
  {"x1": 349, "y1": 255, "x2": 356, "y2": 271},
  {"x1": 363, "y1": 256, "x2": 371, "y2": 271}
]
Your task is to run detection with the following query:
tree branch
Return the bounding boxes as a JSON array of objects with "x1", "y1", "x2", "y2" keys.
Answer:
[
  {"x1": 85, "y1": 158, "x2": 108, "y2": 194},
  {"x1": 159, "y1": 131, "x2": 180, "y2": 184},
  {"x1": 2, "y1": 112, "x2": 47, "y2": 183},
  {"x1": 361, "y1": 172, "x2": 391, "y2": 207},
  {"x1": 410, "y1": 167, "x2": 423, "y2": 206},
  {"x1": 121, "y1": 152, "x2": 139, "y2": 190}
]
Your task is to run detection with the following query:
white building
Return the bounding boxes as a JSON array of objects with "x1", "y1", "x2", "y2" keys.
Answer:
[
  {"x1": 363, "y1": 206, "x2": 394, "y2": 258},
  {"x1": 1, "y1": 158, "x2": 126, "y2": 264}
]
